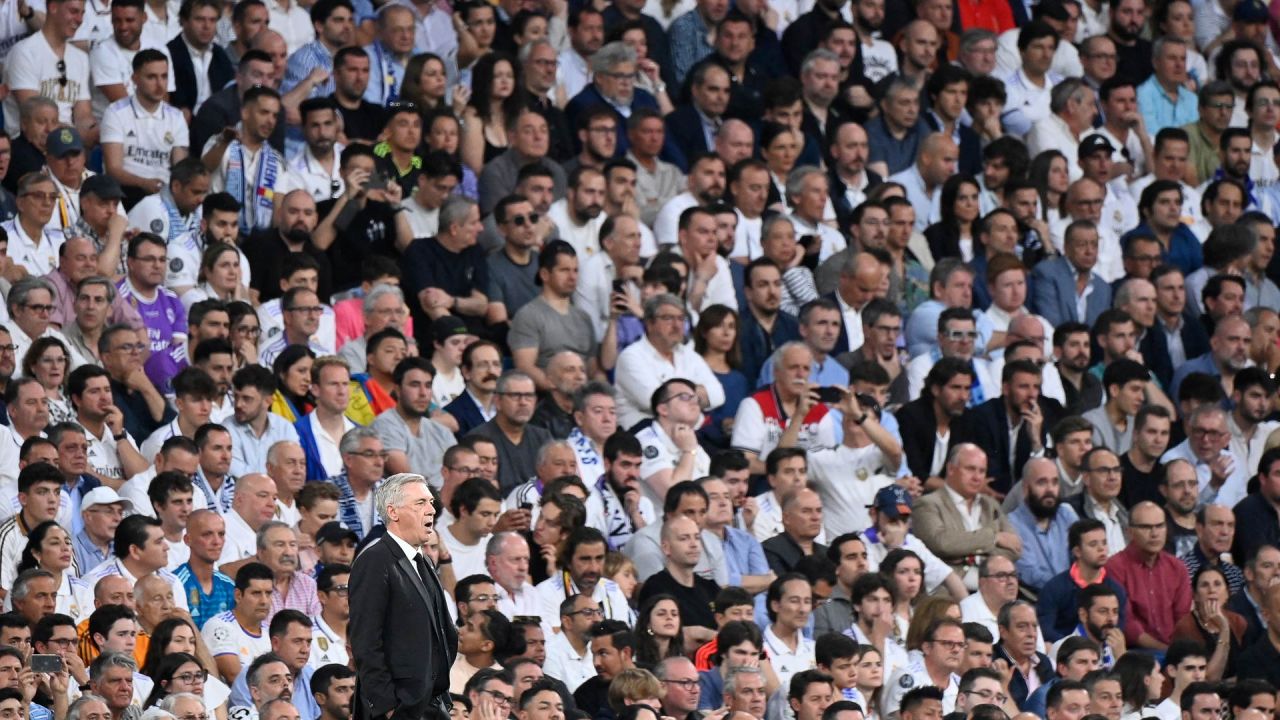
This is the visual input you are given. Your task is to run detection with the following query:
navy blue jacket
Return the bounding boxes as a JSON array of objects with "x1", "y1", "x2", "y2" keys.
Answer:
[
  {"x1": 564, "y1": 84, "x2": 661, "y2": 158},
  {"x1": 738, "y1": 310, "x2": 801, "y2": 394}
]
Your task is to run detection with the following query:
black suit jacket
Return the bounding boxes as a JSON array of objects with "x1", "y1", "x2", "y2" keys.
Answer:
[
  {"x1": 922, "y1": 114, "x2": 982, "y2": 177},
  {"x1": 1138, "y1": 326, "x2": 1175, "y2": 390},
  {"x1": 350, "y1": 534, "x2": 458, "y2": 720},
  {"x1": 167, "y1": 36, "x2": 235, "y2": 113},
  {"x1": 897, "y1": 396, "x2": 942, "y2": 480},
  {"x1": 662, "y1": 104, "x2": 712, "y2": 173},
  {"x1": 951, "y1": 396, "x2": 1065, "y2": 495}
]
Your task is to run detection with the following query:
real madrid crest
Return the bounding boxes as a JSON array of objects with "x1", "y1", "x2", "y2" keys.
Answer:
[{"x1": 164, "y1": 132, "x2": 174, "y2": 145}]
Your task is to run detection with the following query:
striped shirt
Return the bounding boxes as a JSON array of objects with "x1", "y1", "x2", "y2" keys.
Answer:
[
  {"x1": 174, "y1": 562, "x2": 236, "y2": 630},
  {"x1": 281, "y1": 40, "x2": 335, "y2": 97},
  {"x1": 269, "y1": 571, "x2": 321, "y2": 622}
]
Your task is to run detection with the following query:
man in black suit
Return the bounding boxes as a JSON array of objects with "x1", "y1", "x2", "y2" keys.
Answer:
[
  {"x1": 898, "y1": 357, "x2": 974, "y2": 485},
  {"x1": 663, "y1": 63, "x2": 730, "y2": 172},
  {"x1": 952, "y1": 359, "x2": 1065, "y2": 496},
  {"x1": 350, "y1": 473, "x2": 458, "y2": 720},
  {"x1": 167, "y1": 0, "x2": 235, "y2": 117}
]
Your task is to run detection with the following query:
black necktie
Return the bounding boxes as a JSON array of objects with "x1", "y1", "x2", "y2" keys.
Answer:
[{"x1": 413, "y1": 552, "x2": 431, "y2": 586}]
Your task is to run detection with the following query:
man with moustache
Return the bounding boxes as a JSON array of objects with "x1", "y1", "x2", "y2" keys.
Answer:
[{"x1": 1008, "y1": 458, "x2": 1079, "y2": 593}]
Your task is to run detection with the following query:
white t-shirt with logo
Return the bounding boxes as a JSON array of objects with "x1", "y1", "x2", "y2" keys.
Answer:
[
  {"x1": 3, "y1": 32, "x2": 90, "y2": 136},
  {"x1": 100, "y1": 96, "x2": 188, "y2": 182}
]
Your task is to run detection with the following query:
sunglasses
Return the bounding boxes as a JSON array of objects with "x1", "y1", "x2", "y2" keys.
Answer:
[
  {"x1": 506, "y1": 213, "x2": 540, "y2": 227},
  {"x1": 57, "y1": 59, "x2": 66, "y2": 87}
]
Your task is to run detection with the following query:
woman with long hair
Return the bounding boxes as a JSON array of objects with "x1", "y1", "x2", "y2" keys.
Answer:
[
  {"x1": 22, "y1": 336, "x2": 74, "y2": 424},
  {"x1": 692, "y1": 304, "x2": 747, "y2": 447},
  {"x1": 141, "y1": 651, "x2": 229, "y2": 718},
  {"x1": 424, "y1": 109, "x2": 479, "y2": 200},
  {"x1": 461, "y1": 52, "x2": 525, "y2": 173},
  {"x1": 879, "y1": 549, "x2": 924, "y2": 642},
  {"x1": 227, "y1": 301, "x2": 261, "y2": 370},
  {"x1": 180, "y1": 243, "x2": 248, "y2": 310},
  {"x1": 925, "y1": 175, "x2": 983, "y2": 262},
  {"x1": 1172, "y1": 565, "x2": 1247, "y2": 680},
  {"x1": 1114, "y1": 651, "x2": 1162, "y2": 720},
  {"x1": 140, "y1": 618, "x2": 229, "y2": 716},
  {"x1": 269, "y1": 346, "x2": 317, "y2": 422},
  {"x1": 401, "y1": 53, "x2": 457, "y2": 114},
  {"x1": 634, "y1": 594, "x2": 684, "y2": 666},
  {"x1": 855, "y1": 645, "x2": 884, "y2": 720},
  {"x1": 14, "y1": 521, "x2": 92, "y2": 623},
  {"x1": 1028, "y1": 150, "x2": 1069, "y2": 226}
]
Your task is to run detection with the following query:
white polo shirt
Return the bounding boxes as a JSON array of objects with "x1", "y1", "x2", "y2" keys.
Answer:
[
  {"x1": 762, "y1": 625, "x2": 815, "y2": 690},
  {"x1": 284, "y1": 144, "x2": 345, "y2": 204},
  {"x1": 2, "y1": 219, "x2": 64, "y2": 276},
  {"x1": 101, "y1": 96, "x2": 188, "y2": 182}
]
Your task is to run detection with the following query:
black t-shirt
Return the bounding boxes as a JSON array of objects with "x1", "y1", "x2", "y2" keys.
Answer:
[
  {"x1": 402, "y1": 235, "x2": 490, "y2": 345},
  {"x1": 332, "y1": 96, "x2": 387, "y2": 144},
  {"x1": 241, "y1": 229, "x2": 334, "y2": 302},
  {"x1": 1119, "y1": 454, "x2": 1163, "y2": 509},
  {"x1": 1165, "y1": 508, "x2": 1198, "y2": 557},
  {"x1": 317, "y1": 198, "x2": 400, "y2": 291},
  {"x1": 637, "y1": 570, "x2": 720, "y2": 629}
]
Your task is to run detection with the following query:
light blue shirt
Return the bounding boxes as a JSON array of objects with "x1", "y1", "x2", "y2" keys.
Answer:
[
  {"x1": 363, "y1": 41, "x2": 406, "y2": 105},
  {"x1": 756, "y1": 356, "x2": 849, "y2": 387},
  {"x1": 230, "y1": 662, "x2": 319, "y2": 720},
  {"x1": 1008, "y1": 501, "x2": 1079, "y2": 591},
  {"x1": 229, "y1": 413, "x2": 302, "y2": 477},
  {"x1": 903, "y1": 299, "x2": 995, "y2": 358},
  {"x1": 1136, "y1": 75, "x2": 1199, "y2": 136}
]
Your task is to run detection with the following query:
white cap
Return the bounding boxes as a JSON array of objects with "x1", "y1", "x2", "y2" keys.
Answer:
[{"x1": 80, "y1": 486, "x2": 134, "y2": 512}]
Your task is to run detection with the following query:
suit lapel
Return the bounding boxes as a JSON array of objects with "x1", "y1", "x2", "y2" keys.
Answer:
[{"x1": 392, "y1": 544, "x2": 436, "y2": 613}]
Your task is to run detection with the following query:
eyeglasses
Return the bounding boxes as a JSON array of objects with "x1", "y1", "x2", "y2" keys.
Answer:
[
  {"x1": 287, "y1": 305, "x2": 325, "y2": 315},
  {"x1": 467, "y1": 594, "x2": 497, "y2": 603},
  {"x1": 44, "y1": 637, "x2": 75, "y2": 648},
  {"x1": 347, "y1": 449, "x2": 390, "y2": 460},
  {"x1": 481, "y1": 689, "x2": 513, "y2": 706},
  {"x1": 235, "y1": 326, "x2": 262, "y2": 337},
  {"x1": 531, "y1": 58, "x2": 558, "y2": 67},
  {"x1": 664, "y1": 391, "x2": 697, "y2": 404},
  {"x1": 171, "y1": 670, "x2": 209, "y2": 683},
  {"x1": 20, "y1": 191, "x2": 58, "y2": 202},
  {"x1": 447, "y1": 465, "x2": 480, "y2": 476},
  {"x1": 653, "y1": 313, "x2": 686, "y2": 323},
  {"x1": 57, "y1": 59, "x2": 66, "y2": 87},
  {"x1": 0, "y1": 345, "x2": 15, "y2": 354},
  {"x1": 498, "y1": 391, "x2": 537, "y2": 401},
  {"x1": 662, "y1": 679, "x2": 700, "y2": 690},
  {"x1": 945, "y1": 330, "x2": 978, "y2": 340},
  {"x1": 1206, "y1": 101, "x2": 1234, "y2": 110},
  {"x1": 22, "y1": 303, "x2": 55, "y2": 313},
  {"x1": 598, "y1": 71, "x2": 634, "y2": 81},
  {"x1": 1191, "y1": 428, "x2": 1226, "y2": 439},
  {"x1": 505, "y1": 213, "x2": 540, "y2": 226},
  {"x1": 133, "y1": 255, "x2": 167, "y2": 264},
  {"x1": 112, "y1": 342, "x2": 147, "y2": 353},
  {"x1": 928, "y1": 639, "x2": 966, "y2": 650},
  {"x1": 1086, "y1": 465, "x2": 1123, "y2": 476},
  {"x1": 982, "y1": 571, "x2": 1018, "y2": 581},
  {"x1": 968, "y1": 688, "x2": 1009, "y2": 704},
  {"x1": 1255, "y1": 98, "x2": 1280, "y2": 108},
  {"x1": 177, "y1": 715, "x2": 210, "y2": 720},
  {"x1": 570, "y1": 607, "x2": 604, "y2": 618}
]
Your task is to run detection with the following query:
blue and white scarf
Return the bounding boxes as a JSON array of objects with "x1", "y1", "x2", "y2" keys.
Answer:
[{"x1": 225, "y1": 141, "x2": 281, "y2": 233}]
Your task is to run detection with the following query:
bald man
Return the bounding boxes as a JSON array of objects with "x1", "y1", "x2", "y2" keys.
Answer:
[
  {"x1": 1007, "y1": 457, "x2": 1079, "y2": 592},
  {"x1": 888, "y1": 133, "x2": 959, "y2": 232},
  {"x1": 1104, "y1": 501, "x2": 1192, "y2": 650},
  {"x1": 218, "y1": 474, "x2": 280, "y2": 575},
  {"x1": 636, "y1": 515, "x2": 721, "y2": 633}
]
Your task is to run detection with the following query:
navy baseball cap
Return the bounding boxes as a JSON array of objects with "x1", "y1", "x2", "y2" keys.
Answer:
[{"x1": 868, "y1": 485, "x2": 913, "y2": 518}]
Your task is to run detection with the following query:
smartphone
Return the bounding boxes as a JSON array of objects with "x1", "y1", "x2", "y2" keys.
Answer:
[
  {"x1": 815, "y1": 386, "x2": 845, "y2": 404},
  {"x1": 367, "y1": 170, "x2": 388, "y2": 191},
  {"x1": 612, "y1": 278, "x2": 628, "y2": 295},
  {"x1": 798, "y1": 234, "x2": 818, "y2": 250},
  {"x1": 30, "y1": 655, "x2": 62, "y2": 673},
  {"x1": 519, "y1": 502, "x2": 533, "y2": 512}
]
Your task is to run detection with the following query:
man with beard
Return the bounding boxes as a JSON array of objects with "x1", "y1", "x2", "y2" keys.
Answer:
[
  {"x1": 564, "y1": 106, "x2": 619, "y2": 177},
  {"x1": 898, "y1": 358, "x2": 974, "y2": 485},
  {"x1": 1047, "y1": 585, "x2": 1122, "y2": 671},
  {"x1": 851, "y1": 0, "x2": 898, "y2": 82},
  {"x1": 828, "y1": 123, "x2": 882, "y2": 231},
  {"x1": 529, "y1": 352, "x2": 588, "y2": 439},
  {"x1": 509, "y1": 244, "x2": 597, "y2": 392},
  {"x1": 242, "y1": 190, "x2": 332, "y2": 304},
  {"x1": 285, "y1": 98, "x2": 345, "y2": 204},
  {"x1": 227, "y1": 366, "x2": 300, "y2": 477},
  {"x1": 127, "y1": 157, "x2": 209, "y2": 248},
  {"x1": 371, "y1": 357, "x2": 454, "y2": 484},
  {"x1": 548, "y1": 167, "x2": 606, "y2": 260},
  {"x1": 1009, "y1": 458, "x2": 1080, "y2": 594},
  {"x1": 311, "y1": 663, "x2": 355, "y2": 720},
  {"x1": 1105, "y1": 0, "x2": 1152, "y2": 84},
  {"x1": 566, "y1": 43, "x2": 658, "y2": 157},
  {"x1": 601, "y1": 160, "x2": 656, "y2": 257},
  {"x1": 586, "y1": 432, "x2": 652, "y2": 550},
  {"x1": 1170, "y1": 314, "x2": 1251, "y2": 405},
  {"x1": 1229, "y1": 367, "x2": 1279, "y2": 477},
  {"x1": 1215, "y1": 42, "x2": 1264, "y2": 128},
  {"x1": 313, "y1": 144, "x2": 412, "y2": 292},
  {"x1": 654, "y1": 154, "x2": 726, "y2": 247}
]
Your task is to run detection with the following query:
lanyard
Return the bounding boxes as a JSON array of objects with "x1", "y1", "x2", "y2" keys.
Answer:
[{"x1": 561, "y1": 570, "x2": 612, "y2": 619}]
